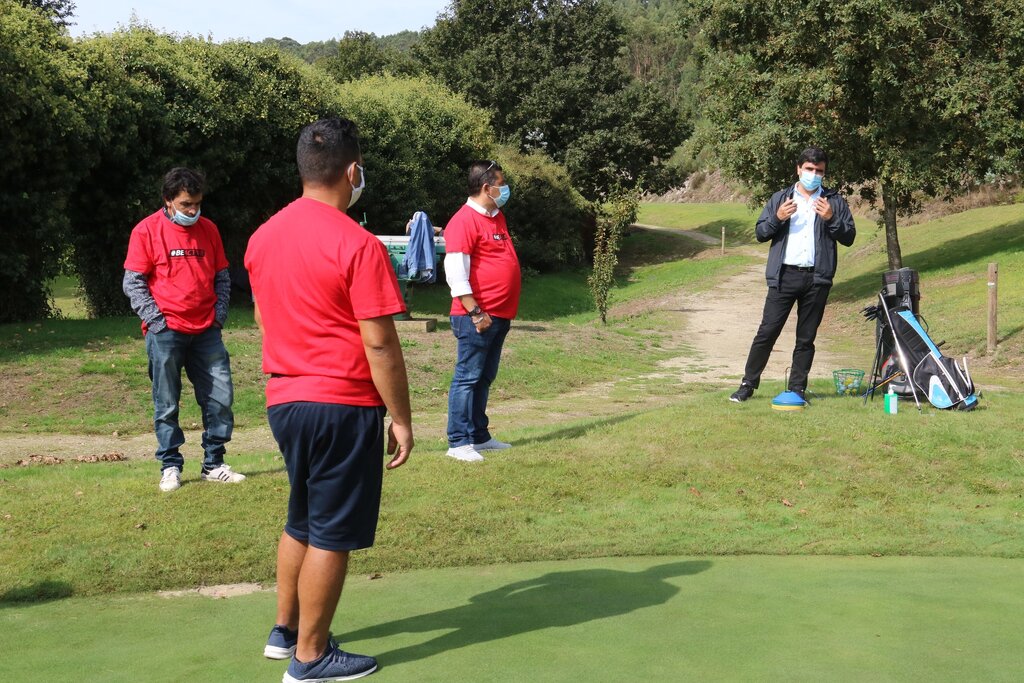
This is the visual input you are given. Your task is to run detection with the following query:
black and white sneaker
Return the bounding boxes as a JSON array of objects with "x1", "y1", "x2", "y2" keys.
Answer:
[
  {"x1": 729, "y1": 384, "x2": 754, "y2": 403},
  {"x1": 201, "y1": 464, "x2": 246, "y2": 483}
]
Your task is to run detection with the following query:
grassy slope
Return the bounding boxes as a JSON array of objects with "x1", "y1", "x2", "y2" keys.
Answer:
[{"x1": 638, "y1": 202, "x2": 760, "y2": 245}]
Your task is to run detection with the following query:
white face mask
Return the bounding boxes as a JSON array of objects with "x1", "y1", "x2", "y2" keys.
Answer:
[
  {"x1": 348, "y1": 164, "x2": 365, "y2": 208},
  {"x1": 169, "y1": 207, "x2": 201, "y2": 226}
]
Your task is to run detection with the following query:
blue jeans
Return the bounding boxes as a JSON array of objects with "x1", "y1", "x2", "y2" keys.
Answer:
[
  {"x1": 447, "y1": 315, "x2": 511, "y2": 448},
  {"x1": 145, "y1": 326, "x2": 234, "y2": 471}
]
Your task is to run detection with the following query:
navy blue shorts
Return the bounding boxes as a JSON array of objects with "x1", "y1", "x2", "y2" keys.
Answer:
[{"x1": 268, "y1": 402, "x2": 386, "y2": 551}]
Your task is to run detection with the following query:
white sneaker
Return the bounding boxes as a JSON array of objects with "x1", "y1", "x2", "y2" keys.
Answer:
[
  {"x1": 446, "y1": 445, "x2": 484, "y2": 462},
  {"x1": 473, "y1": 438, "x2": 512, "y2": 451},
  {"x1": 201, "y1": 464, "x2": 246, "y2": 483},
  {"x1": 159, "y1": 467, "x2": 182, "y2": 492}
]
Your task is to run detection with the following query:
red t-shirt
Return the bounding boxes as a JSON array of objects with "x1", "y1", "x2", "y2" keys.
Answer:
[
  {"x1": 244, "y1": 198, "x2": 406, "y2": 408},
  {"x1": 444, "y1": 204, "x2": 521, "y2": 319},
  {"x1": 123, "y1": 210, "x2": 229, "y2": 334}
]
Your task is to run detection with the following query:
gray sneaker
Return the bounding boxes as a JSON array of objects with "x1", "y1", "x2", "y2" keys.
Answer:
[{"x1": 283, "y1": 640, "x2": 377, "y2": 682}]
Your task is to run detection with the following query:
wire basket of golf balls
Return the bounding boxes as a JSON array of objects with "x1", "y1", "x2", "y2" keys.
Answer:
[{"x1": 833, "y1": 369, "x2": 865, "y2": 396}]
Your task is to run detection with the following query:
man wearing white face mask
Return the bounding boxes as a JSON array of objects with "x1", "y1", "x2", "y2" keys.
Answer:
[
  {"x1": 124, "y1": 167, "x2": 241, "y2": 492},
  {"x1": 246, "y1": 117, "x2": 413, "y2": 682},
  {"x1": 729, "y1": 146, "x2": 856, "y2": 404},
  {"x1": 443, "y1": 159, "x2": 522, "y2": 462}
]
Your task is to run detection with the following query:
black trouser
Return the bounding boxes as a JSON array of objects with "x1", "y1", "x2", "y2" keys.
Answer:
[{"x1": 742, "y1": 266, "x2": 831, "y2": 392}]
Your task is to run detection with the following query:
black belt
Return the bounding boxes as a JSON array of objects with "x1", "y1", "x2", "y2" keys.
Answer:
[{"x1": 784, "y1": 265, "x2": 814, "y2": 272}]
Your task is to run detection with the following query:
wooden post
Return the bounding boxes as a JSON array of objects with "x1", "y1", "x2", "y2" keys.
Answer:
[
  {"x1": 988, "y1": 262, "x2": 998, "y2": 354},
  {"x1": 721, "y1": 226, "x2": 725, "y2": 256}
]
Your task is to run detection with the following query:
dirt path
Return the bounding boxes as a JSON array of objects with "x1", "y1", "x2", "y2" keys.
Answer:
[
  {"x1": 0, "y1": 239, "x2": 849, "y2": 463},
  {"x1": 650, "y1": 254, "x2": 846, "y2": 386}
]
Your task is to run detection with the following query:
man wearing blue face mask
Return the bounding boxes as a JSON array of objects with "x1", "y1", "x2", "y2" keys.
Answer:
[
  {"x1": 123, "y1": 167, "x2": 241, "y2": 491},
  {"x1": 443, "y1": 160, "x2": 522, "y2": 462},
  {"x1": 730, "y1": 147, "x2": 856, "y2": 404}
]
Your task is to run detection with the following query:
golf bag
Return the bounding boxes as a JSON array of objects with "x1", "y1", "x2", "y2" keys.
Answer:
[
  {"x1": 866, "y1": 292, "x2": 979, "y2": 411},
  {"x1": 874, "y1": 268, "x2": 920, "y2": 396}
]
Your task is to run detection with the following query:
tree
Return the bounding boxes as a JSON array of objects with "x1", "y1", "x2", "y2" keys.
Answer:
[
  {"x1": 419, "y1": 0, "x2": 683, "y2": 197},
  {"x1": 688, "y1": 0, "x2": 1024, "y2": 269},
  {"x1": 319, "y1": 31, "x2": 421, "y2": 83},
  {"x1": 16, "y1": 0, "x2": 74, "y2": 28}
]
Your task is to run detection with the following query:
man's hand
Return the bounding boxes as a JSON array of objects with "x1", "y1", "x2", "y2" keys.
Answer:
[
  {"x1": 813, "y1": 197, "x2": 834, "y2": 221},
  {"x1": 776, "y1": 198, "x2": 797, "y2": 221},
  {"x1": 473, "y1": 312, "x2": 492, "y2": 333},
  {"x1": 386, "y1": 420, "x2": 413, "y2": 469}
]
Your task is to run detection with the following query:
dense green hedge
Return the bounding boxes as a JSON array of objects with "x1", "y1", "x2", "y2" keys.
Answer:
[
  {"x1": 497, "y1": 147, "x2": 593, "y2": 271},
  {"x1": 0, "y1": 1, "x2": 96, "y2": 322},
  {"x1": 339, "y1": 77, "x2": 592, "y2": 271},
  {"x1": 70, "y1": 32, "x2": 348, "y2": 316},
  {"x1": 0, "y1": 4, "x2": 592, "y2": 322},
  {"x1": 337, "y1": 75, "x2": 493, "y2": 234}
]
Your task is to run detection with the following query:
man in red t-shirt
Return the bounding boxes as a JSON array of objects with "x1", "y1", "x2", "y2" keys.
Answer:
[
  {"x1": 443, "y1": 160, "x2": 522, "y2": 462},
  {"x1": 245, "y1": 118, "x2": 413, "y2": 682},
  {"x1": 123, "y1": 167, "x2": 242, "y2": 493}
]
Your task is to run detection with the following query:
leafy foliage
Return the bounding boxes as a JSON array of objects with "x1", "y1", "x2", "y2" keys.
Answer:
[
  {"x1": 337, "y1": 75, "x2": 493, "y2": 234},
  {"x1": 319, "y1": 31, "x2": 422, "y2": 82},
  {"x1": 15, "y1": 0, "x2": 74, "y2": 28},
  {"x1": 69, "y1": 31, "x2": 348, "y2": 316},
  {"x1": 688, "y1": 0, "x2": 1024, "y2": 269},
  {"x1": 0, "y1": 1, "x2": 95, "y2": 322},
  {"x1": 589, "y1": 189, "x2": 640, "y2": 323},
  {"x1": 498, "y1": 146, "x2": 593, "y2": 271},
  {"x1": 419, "y1": 0, "x2": 683, "y2": 197}
]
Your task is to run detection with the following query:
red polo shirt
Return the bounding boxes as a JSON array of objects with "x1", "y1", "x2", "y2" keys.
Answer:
[
  {"x1": 244, "y1": 198, "x2": 405, "y2": 407},
  {"x1": 123, "y1": 209, "x2": 228, "y2": 334},
  {"x1": 444, "y1": 204, "x2": 521, "y2": 319}
]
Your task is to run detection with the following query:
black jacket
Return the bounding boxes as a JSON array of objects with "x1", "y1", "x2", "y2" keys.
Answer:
[{"x1": 755, "y1": 185, "x2": 856, "y2": 288}]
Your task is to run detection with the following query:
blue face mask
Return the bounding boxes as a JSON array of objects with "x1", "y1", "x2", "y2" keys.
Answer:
[
  {"x1": 169, "y1": 208, "x2": 201, "y2": 226},
  {"x1": 799, "y1": 170, "x2": 822, "y2": 192},
  {"x1": 491, "y1": 184, "x2": 511, "y2": 208}
]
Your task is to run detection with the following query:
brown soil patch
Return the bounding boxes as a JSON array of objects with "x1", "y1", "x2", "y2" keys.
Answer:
[{"x1": 159, "y1": 583, "x2": 267, "y2": 599}]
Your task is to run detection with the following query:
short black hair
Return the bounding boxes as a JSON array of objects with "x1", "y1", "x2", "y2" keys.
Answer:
[
  {"x1": 296, "y1": 117, "x2": 361, "y2": 187},
  {"x1": 468, "y1": 160, "x2": 503, "y2": 195},
  {"x1": 162, "y1": 167, "x2": 205, "y2": 202},
  {"x1": 796, "y1": 147, "x2": 829, "y2": 168}
]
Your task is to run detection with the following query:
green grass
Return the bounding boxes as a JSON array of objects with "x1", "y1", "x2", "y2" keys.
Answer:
[
  {"x1": 49, "y1": 275, "x2": 89, "y2": 319},
  {"x1": 3, "y1": 555, "x2": 1023, "y2": 682},
  {"x1": 4, "y1": 199, "x2": 1024, "y2": 679},
  {"x1": 638, "y1": 202, "x2": 760, "y2": 244},
  {"x1": 3, "y1": 379, "x2": 1022, "y2": 599}
]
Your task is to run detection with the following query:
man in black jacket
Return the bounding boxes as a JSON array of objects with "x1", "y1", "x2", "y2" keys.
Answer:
[{"x1": 730, "y1": 147, "x2": 856, "y2": 403}]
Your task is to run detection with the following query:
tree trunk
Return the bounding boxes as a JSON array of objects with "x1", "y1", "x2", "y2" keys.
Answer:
[{"x1": 880, "y1": 181, "x2": 903, "y2": 270}]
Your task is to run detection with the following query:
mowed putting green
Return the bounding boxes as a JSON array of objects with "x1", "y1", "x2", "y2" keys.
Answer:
[{"x1": 2, "y1": 555, "x2": 1022, "y2": 682}]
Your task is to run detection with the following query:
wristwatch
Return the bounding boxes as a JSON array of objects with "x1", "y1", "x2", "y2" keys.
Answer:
[{"x1": 468, "y1": 306, "x2": 485, "y2": 323}]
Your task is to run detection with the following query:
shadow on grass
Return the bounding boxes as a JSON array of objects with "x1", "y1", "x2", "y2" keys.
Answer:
[
  {"x1": 513, "y1": 414, "x2": 640, "y2": 447},
  {"x1": 831, "y1": 218, "x2": 1024, "y2": 304},
  {"x1": 343, "y1": 560, "x2": 712, "y2": 667},
  {"x1": 0, "y1": 580, "x2": 73, "y2": 607}
]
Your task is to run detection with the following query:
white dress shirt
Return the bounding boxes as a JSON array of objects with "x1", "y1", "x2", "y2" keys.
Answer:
[{"x1": 783, "y1": 184, "x2": 821, "y2": 268}]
